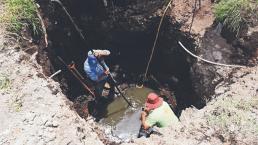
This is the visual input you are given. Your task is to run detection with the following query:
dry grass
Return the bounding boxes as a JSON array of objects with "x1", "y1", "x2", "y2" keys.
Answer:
[{"x1": 207, "y1": 96, "x2": 258, "y2": 137}]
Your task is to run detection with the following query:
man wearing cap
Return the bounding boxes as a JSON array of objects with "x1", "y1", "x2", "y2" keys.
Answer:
[
  {"x1": 140, "y1": 93, "x2": 178, "y2": 133},
  {"x1": 84, "y1": 49, "x2": 113, "y2": 101}
]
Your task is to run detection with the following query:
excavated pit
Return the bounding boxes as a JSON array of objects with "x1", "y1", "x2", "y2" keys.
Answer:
[{"x1": 35, "y1": 0, "x2": 219, "y2": 142}]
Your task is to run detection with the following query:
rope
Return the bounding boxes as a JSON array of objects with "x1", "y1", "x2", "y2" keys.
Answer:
[
  {"x1": 144, "y1": 0, "x2": 173, "y2": 79},
  {"x1": 178, "y1": 41, "x2": 245, "y2": 68},
  {"x1": 36, "y1": 5, "x2": 48, "y2": 47},
  {"x1": 51, "y1": 0, "x2": 86, "y2": 41},
  {"x1": 188, "y1": 0, "x2": 198, "y2": 34}
]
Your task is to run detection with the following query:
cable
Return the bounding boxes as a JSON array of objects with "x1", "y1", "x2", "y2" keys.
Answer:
[
  {"x1": 188, "y1": 0, "x2": 198, "y2": 34},
  {"x1": 178, "y1": 41, "x2": 246, "y2": 68},
  {"x1": 144, "y1": 0, "x2": 174, "y2": 79}
]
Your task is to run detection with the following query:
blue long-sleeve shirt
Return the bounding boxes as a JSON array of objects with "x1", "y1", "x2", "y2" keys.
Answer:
[{"x1": 84, "y1": 51, "x2": 109, "y2": 82}]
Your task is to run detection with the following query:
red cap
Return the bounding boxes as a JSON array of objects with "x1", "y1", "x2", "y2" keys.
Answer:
[{"x1": 145, "y1": 93, "x2": 163, "y2": 110}]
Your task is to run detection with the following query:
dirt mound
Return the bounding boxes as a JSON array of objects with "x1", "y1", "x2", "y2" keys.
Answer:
[
  {"x1": 171, "y1": 0, "x2": 214, "y2": 35},
  {"x1": 0, "y1": 31, "x2": 102, "y2": 145}
]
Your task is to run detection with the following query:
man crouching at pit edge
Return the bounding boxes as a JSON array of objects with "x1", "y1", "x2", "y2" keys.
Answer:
[{"x1": 139, "y1": 92, "x2": 179, "y2": 138}]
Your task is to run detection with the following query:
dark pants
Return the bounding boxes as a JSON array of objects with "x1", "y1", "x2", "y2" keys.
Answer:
[
  {"x1": 138, "y1": 126, "x2": 154, "y2": 138},
  {"x1": 138, "y1": 126, "x2": 163, "y2": 138},
  {"x1": 94, "y1": 79, "x2": 106, "y2": 98}
]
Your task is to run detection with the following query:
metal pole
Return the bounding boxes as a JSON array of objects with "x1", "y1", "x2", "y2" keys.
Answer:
[
  {"x1": 69, "y1": 62, "x2": 86, "y2": 81},
  {"x1": 58, "y1": 56, "x2": 96, "y2": 97},
  {"x1": 49, "y1": 70, "x2": 62, "y2": 79}
]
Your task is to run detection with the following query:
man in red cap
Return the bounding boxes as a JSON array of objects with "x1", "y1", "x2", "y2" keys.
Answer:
[{"x1": 140, "y1": 92, "x2": 178, "y2": 135}]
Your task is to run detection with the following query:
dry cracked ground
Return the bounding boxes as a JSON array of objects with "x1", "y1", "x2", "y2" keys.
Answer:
[{"x1": 1, "y1": 1, "x2": 258, "y2": 145}]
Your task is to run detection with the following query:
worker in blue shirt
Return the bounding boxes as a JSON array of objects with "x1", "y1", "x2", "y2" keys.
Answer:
[{"x1": 84, "y1": 49, "x2": 113, "y2": 102}]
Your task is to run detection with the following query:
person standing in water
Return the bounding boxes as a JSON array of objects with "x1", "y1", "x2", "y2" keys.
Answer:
[{"x1": 84, "y1": 49, "x2": 114, "y2": 103}]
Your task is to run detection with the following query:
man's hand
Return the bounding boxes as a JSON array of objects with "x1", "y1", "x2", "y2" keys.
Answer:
[
  {"x1": 141, "y1": 109, "x2": 150, "y2": 130},
  {"x1": 104, "y1": 69, "x2": 110, "y2": 75},
  {"x1": 141, "y1": 111, "x2": 147, "y2": 120}
]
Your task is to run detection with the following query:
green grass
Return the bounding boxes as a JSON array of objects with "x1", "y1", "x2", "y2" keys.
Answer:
[
  {"x1": 214, "y1": 0, "x2": 257, "y2": 36},
  {"x1": 0, "y1": 0, "x2": 41, "y2": 35},
  {"x1": 0, "y1": 75, "x2": 10, "y2": 90}
]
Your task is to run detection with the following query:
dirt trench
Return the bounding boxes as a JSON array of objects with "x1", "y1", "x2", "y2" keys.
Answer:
[
  {"x1": 37, "y1": 0, "x2": 210, "y2": 110},
  {"x1": 34, "y1": 0, "x2": 249, "y2": 142}
]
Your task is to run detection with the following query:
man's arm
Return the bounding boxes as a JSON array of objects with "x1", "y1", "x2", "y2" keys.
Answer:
[
  {"x1": 101, "y1": 60, "x2": 109, "y2": 71},
  {"x1": 141, "y1": 110, "x2": 150, "y2": 130},
  {"x1": 97, "y1": 59, "x2": 110, "y2": 80},
  {"x1": 97, "y1": 64, "x2": 109, "y2": 81}
]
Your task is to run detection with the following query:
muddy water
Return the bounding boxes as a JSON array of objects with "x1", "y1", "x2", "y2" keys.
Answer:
[{"x1": 100, "y1": 87, "x2": 154, "y2": 139}]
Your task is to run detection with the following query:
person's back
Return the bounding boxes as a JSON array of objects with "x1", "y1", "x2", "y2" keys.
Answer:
[
  {"x1": 146, "y1": 101, "x2": 178, "y2": 128},
  {"x1": 84, "y1": 50, "x2": 109, "y2": 82},
  {"x1": 139, "y1": 93, "x2": 179, "y2": 138},
  {"x1": 83, "y1": 50, "x2": 112, "y2": 99}
]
